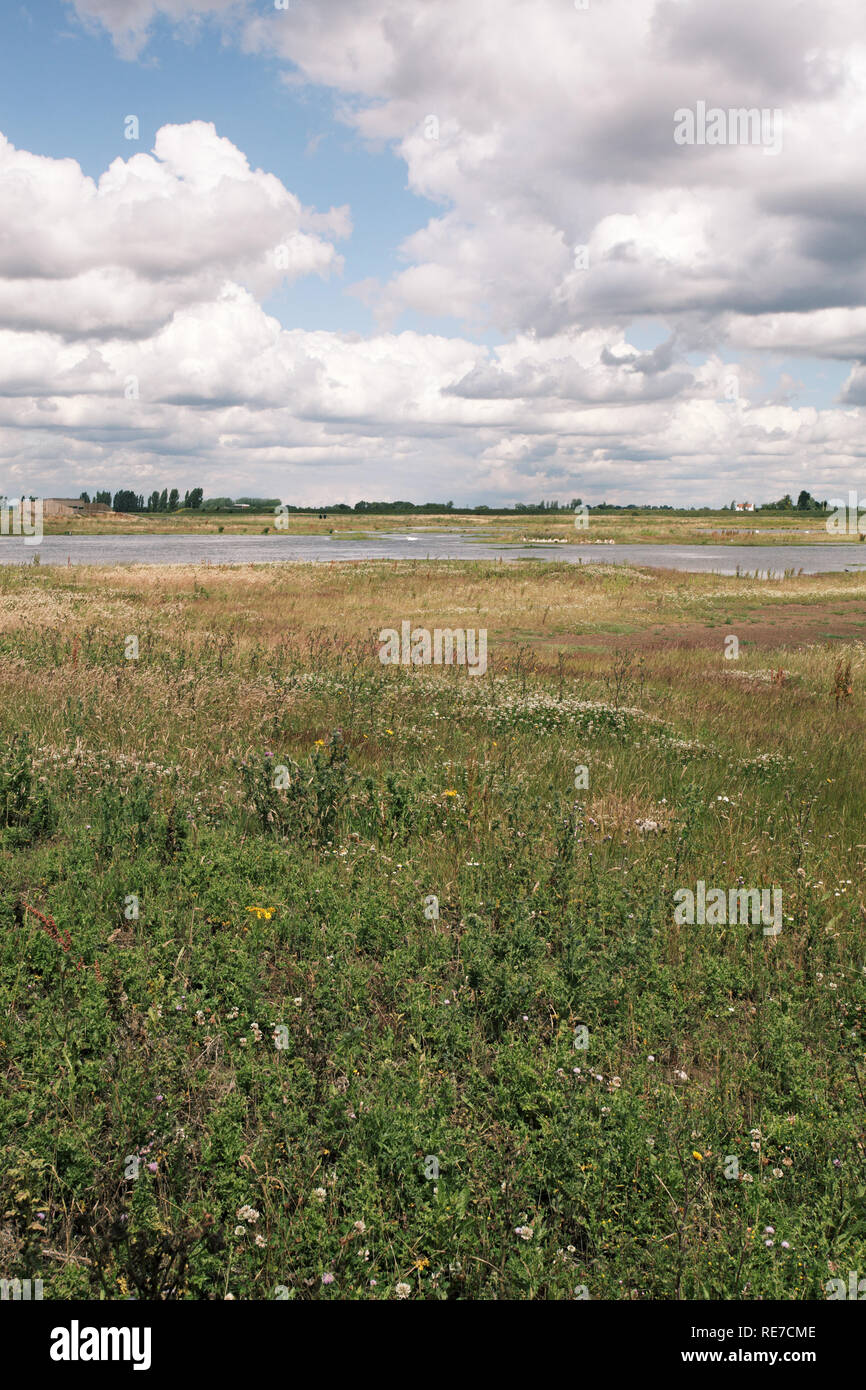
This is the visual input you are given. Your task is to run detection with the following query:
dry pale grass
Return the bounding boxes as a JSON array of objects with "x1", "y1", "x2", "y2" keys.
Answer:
[
  {"x1": 4, "y1": 557, "x2": 866, "y2": 647},
  {"x1": 1, "y1": 560, "x2": 864, "y2": 783},
  {"x1": 585, "y1": 791, "x2": 677, "y2": 837}
]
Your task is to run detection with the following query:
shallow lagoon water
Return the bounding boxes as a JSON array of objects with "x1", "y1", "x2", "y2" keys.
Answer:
[{"x1": 2, "y1": 531, "x2": 866, "y2": 576}]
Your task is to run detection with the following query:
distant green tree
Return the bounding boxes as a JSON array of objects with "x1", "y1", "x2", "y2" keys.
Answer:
[
  {"x1": 169, "y1": 488, "x2": 180, "y2": 510},
  {"x1": 796, "y1": 490, "x2": 827, "y2": 512},
  {"x1": 112, "y1": 490, "x2": 140, "y2": 513}
]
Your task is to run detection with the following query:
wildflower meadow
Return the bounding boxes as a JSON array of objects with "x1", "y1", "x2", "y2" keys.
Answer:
[{"x1": 1, "y1": 557, "x2": 864, "y2": 1303}]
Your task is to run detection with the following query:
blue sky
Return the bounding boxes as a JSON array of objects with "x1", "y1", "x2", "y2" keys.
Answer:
[{"x1": 0, "y1": 2, "x2": 452, "y2": 335}]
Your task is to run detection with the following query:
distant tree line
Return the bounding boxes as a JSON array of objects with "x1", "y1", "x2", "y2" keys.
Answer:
[
  {"x1": 284, "y1": 499, "x2": 582, "y2": 514},
  {"x1": 726, "y1": 492, "x2": 829, "y2": 513},
  {"x1": 65, "y1": 490, "x2": 836, "y2": 516},
  {"x1": 200, "y1": 497, "x2": 282, "y2": 512},
  {"x1": 79, "y1": 488, "x2": 206, "y2": 513}
]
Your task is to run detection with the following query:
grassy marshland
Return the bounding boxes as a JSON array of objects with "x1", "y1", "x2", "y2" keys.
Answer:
[
  {"x1": 1, "y1": 558, "x2": 865, "y2": 1299},
  {"x1": 41, "y1": 505, "x2": 858, "y2": 548}
]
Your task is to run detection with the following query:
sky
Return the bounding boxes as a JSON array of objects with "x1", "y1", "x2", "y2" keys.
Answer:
[{"x1": 0, "y1": 0, "x2": 864, "y2": 507}]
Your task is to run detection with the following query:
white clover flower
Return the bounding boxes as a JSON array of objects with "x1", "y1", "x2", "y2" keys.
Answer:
[
  {"x1": 395, "y1": 1282, "x2": 411, "y2": 1298},
  {"x1": 514, "y1": 1225, "x2": 534, "y2": 1241}
]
